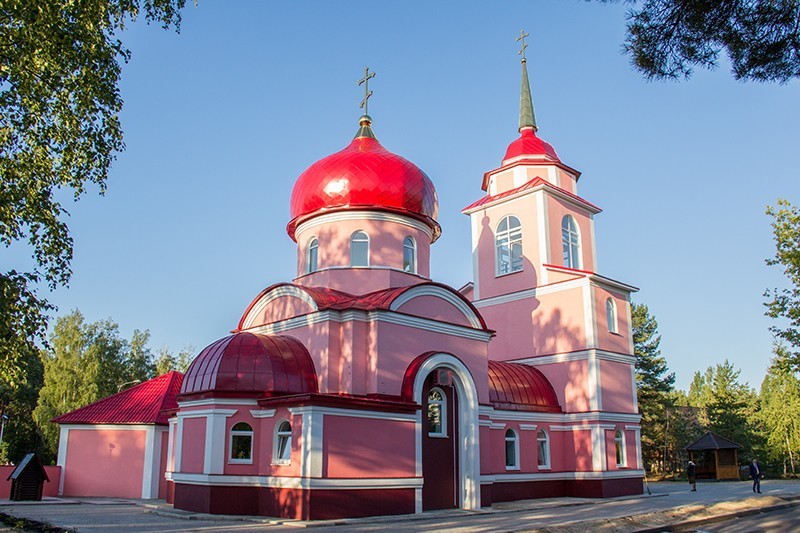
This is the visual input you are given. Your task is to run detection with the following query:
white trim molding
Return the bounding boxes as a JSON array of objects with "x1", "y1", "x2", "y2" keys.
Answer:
[
  {"x1": 171, "y1": 472, "x2": 424, "y2": 490},
  {"x1": 484, "y1": 469, "x2": 645, "y2": 483},
  {"x1": 241, "y1": 285, "x2": 320, "y2": 330},
  {"x1": 296, "y1": 210, "x2": 434, "y2": 242}
]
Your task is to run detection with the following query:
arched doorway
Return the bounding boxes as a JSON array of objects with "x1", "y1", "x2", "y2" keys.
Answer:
[{"x1": 421, "y1": 370, "x2": 458, "y2": 510}]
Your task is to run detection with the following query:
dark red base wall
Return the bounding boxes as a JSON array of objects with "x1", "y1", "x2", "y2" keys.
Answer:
[
  {"x1": 173, "y1": 483, "x2": 415, "y2": 520},
  {"x1": 488, "y1": 476, "x2": 643, "y2": 503}
]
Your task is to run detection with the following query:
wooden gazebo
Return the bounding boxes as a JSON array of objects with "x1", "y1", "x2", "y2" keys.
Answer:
[
  {"x1": 685, "y1": 431, "x2": 742, "y2": 481},
  {"x1": 7, "y1": 453, "x2": 49, "y2": 501}
]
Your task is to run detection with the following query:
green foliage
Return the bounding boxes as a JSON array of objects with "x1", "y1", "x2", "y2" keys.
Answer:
[
  {"x1": 631, "y1": 303, "x2": 676, "y2": 474},
  {"x1": 0, "y1": 0, "x2": 186, "y2": 410},
  {"x1": 597, "y1": 1, "x2": 800, "y2": 82},
  {"x1": 154, "y1": 345, "x2": 194, "y2": 375},
  {"x1": 0, "y1": 345, "x2": 44, "y2": 464},
  {"x1": 32, "y1": 310, "x2": 159, "y2": 460},
  {"x1": 759, "y1": 345, "x2": 800, "y2": 475},
  {"x1": 765, "y1": 199, "x2": 800, "y2": 367}
]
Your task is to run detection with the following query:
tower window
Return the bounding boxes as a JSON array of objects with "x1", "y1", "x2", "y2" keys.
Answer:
[
  {"x1": 606, "y1": 297, "x2": 618, "y2": 333},
  {"x1": 274, "y1": 421, "x2": 292, "y2": 465},
  {"x1": 561, "y1": 215, "x2": 581, "y2": 269},
  {"x1": 615, "y1": 429, "x2": 626, "y2": 467},
  {"x1": 496, "y1": 215, "x2": 523, "y2": 275},
  {"x1": 427, "y1": 387, "x2": 446, "y2": 436},
  {"x1": 505, "y1": 429, "x2": 519, "y2": 469},
  {"x1": 350, "y1": 231, "x2": 369, "y2": 267},
  {"x1": 537, "y1": 429, "x2": 550, "y2": 468},
  {"x1": 229, "y1": 422, "x2": 253, "y2": 463},
  {"x1": 307, "y1": 238, "x2": 318, "y2": 274},
  {"x1": 403, "y1": 236, "x2": 417, "y2": 274}
]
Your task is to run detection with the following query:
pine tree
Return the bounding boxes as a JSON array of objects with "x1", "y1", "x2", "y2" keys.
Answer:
[{"x1": 760, "y1": 345, "x2": 800, "y2": 476}]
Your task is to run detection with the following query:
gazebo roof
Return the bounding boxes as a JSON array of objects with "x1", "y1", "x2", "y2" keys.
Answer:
[{"x1": 685, "y1": 431, "x2": 742, "y2": 451}]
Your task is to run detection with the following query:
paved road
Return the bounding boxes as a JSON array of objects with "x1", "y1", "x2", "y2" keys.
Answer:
[{"x1": 672, "y1": 505, "x2": 800, "y2": 532}]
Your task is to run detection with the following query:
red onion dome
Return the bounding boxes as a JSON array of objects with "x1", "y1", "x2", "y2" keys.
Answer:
[
  {"x1": 287, "y1": 116, "x2": 440, "y2": 241},
  {"x1": 502, "y1": 127, "x2": 560, "y2": 165}
]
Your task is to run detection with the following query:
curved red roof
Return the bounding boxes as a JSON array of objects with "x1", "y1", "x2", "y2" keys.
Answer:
[
  {"x1": 286, "y1": 135, "x2": 440, "y2": 241},
  {"x1": 503, "y1": 127, "x2": 560, "y2": 164},
  {"x1": 488, "y1": 361, "x2": 561, "y2": 412},
  {"x1": 53, "y1": 371, "x2": 183, "y2": 426},
  {"x1": 180, "y1": 332, "x2": 318, "y2": 398}
]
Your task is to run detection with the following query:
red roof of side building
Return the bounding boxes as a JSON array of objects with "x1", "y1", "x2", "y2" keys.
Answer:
[{"x1": 53, "y1": 371, "x2": 183, "y2": 426}]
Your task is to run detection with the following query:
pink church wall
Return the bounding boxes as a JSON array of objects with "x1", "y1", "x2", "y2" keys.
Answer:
[
  {"x1": 264, "y1": 409, "x2": 301, "y2": 478},
  {"x1": 394, "y1": 295, "x2": 473, "y2": 327},
  {"x1": 0, "y1": 466, "x2": 60, "y2": 499},
  {"x1": 593, "y1": 288, "x2": 630, "y2": 354},
  {"x1": 599, "y1": 359, "x2": 635, "y2": 413},
  {"x1": 181, "y1": 418, "x2": 206, "y2": 474},
  {"x1": 224, "y1": 410, "x2": 261, "y2": 476},
  {"x1": 296, "y1": 268, "x2": 428, "y2": 295},
  {"x1": 546, "y1": 195, "x2": 595, "y2": 273},
  {"x1": 322, "y1": 417, "x2": 415, "y2": 478},
  {"x1": 294, "y1": 216, "x2": 432, "y2": 282},
  {"x1": 556, "y1": 168, "x2": 578, "y2": 195},
  {"x1": 535, "y1": 361, "x2": 591, "y2": 413},
  {"x1": 62, "y1": 428, "x2": 145, "y2": 498}
]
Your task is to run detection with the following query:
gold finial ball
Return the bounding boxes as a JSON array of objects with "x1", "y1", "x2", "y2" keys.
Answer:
[{"x1": 359, "y1": 114, "x2": 372, "y2": 126}]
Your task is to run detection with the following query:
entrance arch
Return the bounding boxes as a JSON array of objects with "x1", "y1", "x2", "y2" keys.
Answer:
[{"x1": 409, "y1": 353, "x2": 480, "y2": 512}]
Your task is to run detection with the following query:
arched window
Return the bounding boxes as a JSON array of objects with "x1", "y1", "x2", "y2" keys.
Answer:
[
  {"x1": 307, "y1": 238, "x2": 318, "y2": 274},
  {"x1": 350, "y1": 231, "x2": 369, "y2": 267},
  {"x1": 229, "y1": 422, "x2": 253, "y2": 463},
  {"x1": 274, "y1": 421, "x2": 292, "y2": 465},
  {"x1": 505, "y1": 429, "x2": 519, "y2": 469},
  {"x1": 427, "y1": 387, "x2": 446, "y2": 436},
  {"x1": 561, "y1": 215, "x2": 581, "y2": 269},
  {"x1": 496, "y1": 216, "x2": 523, "y2": 275},
  {"x1": 606, "y1": 297, "x2": 618, "y2": 333},
  {"x1": 537, "y1": 429, "x2": 550, "y2": 468},
  {"x1": 615, "y1": 429, "x2": 626, "y2": 467},
  {"x1": 403, "y1": 236, "x2": 417, "y2": 274}
]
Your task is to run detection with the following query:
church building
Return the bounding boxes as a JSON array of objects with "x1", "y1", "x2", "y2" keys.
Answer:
[{"x1": 55, "y1": 42, "x2": 643, "y2": 520}]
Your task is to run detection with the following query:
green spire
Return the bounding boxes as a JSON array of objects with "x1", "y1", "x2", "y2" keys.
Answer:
[{"x1": 516, "y1": 30, "x2": 538, "y2": 132}]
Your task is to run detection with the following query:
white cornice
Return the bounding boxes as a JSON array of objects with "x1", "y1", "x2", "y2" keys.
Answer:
[
  {"x1": 287, "y1": 406, "x2": 417, "y2": 423},
  {"x1": 483, "y1": 408, "x2": 641, "y2": 424},
  {"x1": 295, "y1": 211, "x2": 433, "y2": 241},
  {"x1": 178, "y1": 398, "x2": 259, "y2": 408},
  {"x1": 177, "y1": 408, "x2": 237, "y2": 419},
  {"x1": 57, "y1": 424, "x2": 156, "y2": 431},
  {"x1": 513, "y1": 349, "x2": 635, "y2": 366},
  {"x1": 171, "y1": 473, "x2": 423, "y2": 490},
  {"x1": 482, "y1": 469, "x2": 645, "y2": 483}
]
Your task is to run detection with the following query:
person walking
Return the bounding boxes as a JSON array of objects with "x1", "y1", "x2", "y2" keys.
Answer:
[
  {"x1": 749, "y1": 459, "x2": 762, "y2": 493},
  {"x1": 687, "y1": 460, "x2": 696, "y2": 491}
]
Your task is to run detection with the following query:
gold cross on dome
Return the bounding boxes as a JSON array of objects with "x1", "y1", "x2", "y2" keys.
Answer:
[
  {"x1": 358, "y1": 66, "x2": 376, "y2": 115},
  {"x1": 517, "y1": 30, "x2": 530, "y2": 61}
]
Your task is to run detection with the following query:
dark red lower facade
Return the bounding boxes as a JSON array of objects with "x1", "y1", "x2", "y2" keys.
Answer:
[
  {"x1": 173, "y1": 483, "x2": 416, "y2": 520},
  {"x1": 483, "y1": 476, "x2": 644, "y2": 506}
]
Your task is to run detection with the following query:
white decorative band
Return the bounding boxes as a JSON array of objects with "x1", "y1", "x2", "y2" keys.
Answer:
[
  {"x1": 178, "y1": 398, "x2": 259, "y2": 408},
  {"x1": 287, "y1": 406, "x2": 417, "y2": 423},
  {"x1": 482, "y1": 469, "x2": 645, "y2": 483},
  {"x1": 473, "y1": 278, "x2": 587, "y2": 308},
  {"x1": 171, "y1": 473, "x2": 423, "y2": 490},
  {"x1": 295, "y1": 211, "x2": 433, "y2": 240}
]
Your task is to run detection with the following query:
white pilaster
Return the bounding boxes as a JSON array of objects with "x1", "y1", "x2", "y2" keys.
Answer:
[
  {"x1": 56, "y1": 427, "x2": 69, "y2": 495},
  {"x1": 203, "y1": 410, "x2": 238, "y2": 474}
]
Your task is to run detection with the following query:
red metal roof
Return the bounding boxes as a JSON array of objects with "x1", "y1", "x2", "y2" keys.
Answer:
[
  {"x1": 53, "y1": 371, "x2": 184, "y2": 426},
  {"x1": 180, "y1": 332, "x2": 318, "y2": 399},
  {"x1": 286, "y1": 135, "x2": 440, "y2": 241},
  {"x1": 462, "y1": 177, "x2": 601, "y2": 213},
  {"x1": 503, "y1": 127, "x2": 560, "y2": 164},
  {"x1": 488, "y1": 361, "x2": 562, "y2": 412},
  {"x1": 237, "y1": 282, "x2": 489, "y2": 331}
]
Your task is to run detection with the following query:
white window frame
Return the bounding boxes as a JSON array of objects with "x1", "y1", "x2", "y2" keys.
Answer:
[
  {"x1": 427, "y1": 387, "x2": 447, "y2": 437},
  {"x1": 228, "y1": 422, "x2": 254, "y2": 464},
  {"x1": 350, "y1": 231, "x2": 370, "y2": 267},
  {"x1": 615, "y1": 429, "x2": 627, "y2": 467},
  {"x1": 606, "y1": 297, "x2": 618, "y2": 333},
  {"x1": 505, "y1": 428, "x2": 520, "y2": 470},
  {"x1": 403, "y1": 236, "x2": 417, "y2": 274},
  {"x1": 495, "y1": 215, "x2": 523, "y2": 276},
  {"x1": 561, "y1": 215, "x2": 581, "y2": 269},
  {"x1": 537, "y1": 429, "x2": 551, "y2": 469},
  {"x1": 273, "y1": 420, "x2": 292, "y2": 465},
  {"x1": 307, "y1": 237, "x2": 319, "y2": 274}
]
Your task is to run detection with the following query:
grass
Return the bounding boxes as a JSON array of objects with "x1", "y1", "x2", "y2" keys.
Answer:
[{"x1": 0, "y1": 511, "x2": 74, "y2": 532}]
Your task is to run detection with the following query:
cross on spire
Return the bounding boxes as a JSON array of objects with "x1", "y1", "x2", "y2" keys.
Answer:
[
  {"x1": 516, "y1": 30, "x2": 530, "y2": 62},
  {"x1": 358, "y1": 66, "x2": 376, "y2": 116}
]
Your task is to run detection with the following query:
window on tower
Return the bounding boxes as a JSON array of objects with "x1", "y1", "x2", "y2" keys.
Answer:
[
  {"x1": 561, "y1": 215, "x2": 581, "y2": 269},
  {"x1": 495, "y1": 216, "x2": 523, "y2": 275},
  {"x1": 350, "y1": 231, "x2": 369, "y2": 267},
  {"x1": 537, "y1": 429, "x2": 550, "y2": 468},
  {"x1": 615, "y1": 429, "x2": 626, "y2": 467},
  {"x1": 606, "y1": 297, "x2": 618, "y2": 333},
  {"x1": 307, "y1": 237, "x2": 318, "y2": 274},
  {"x1": 403, "y1": 236, "x2": 417, "y2": 274}
]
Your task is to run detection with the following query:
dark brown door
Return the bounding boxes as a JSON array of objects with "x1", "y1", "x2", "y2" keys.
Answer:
[{"x1": 421, "y1": 371, "x2": 459, "y2": 510}]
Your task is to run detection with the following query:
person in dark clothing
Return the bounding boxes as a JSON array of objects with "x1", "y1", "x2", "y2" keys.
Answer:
[
  {"x1": 749, "y1": 459, "x2": 762, "y2": 493},
  {"x1": 687, "y1": 460, "x2": 696, "y2": 491}
]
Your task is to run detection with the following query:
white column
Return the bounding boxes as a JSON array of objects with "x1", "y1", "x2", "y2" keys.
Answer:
[
  {"x1": 174, "y1": 416, "x2": 184, "y2": 472},
  {"x1": 56, "y1": 427, "x2": 70, "y2": 495},
  {"x1": 204, "y1": 410, "x2": 237, "y2": 475},
  {"x1": 290, "y1": 407, "x2": 324, "y2": 478}
]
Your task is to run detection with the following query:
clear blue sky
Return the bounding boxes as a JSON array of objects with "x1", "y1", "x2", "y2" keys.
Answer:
[{"x1": 11, "y1": 1, "x2": 799, "y2": 391}]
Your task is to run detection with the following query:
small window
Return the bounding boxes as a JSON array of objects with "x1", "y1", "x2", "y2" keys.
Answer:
[
  {"x1": 496, "y1": 216, "x2": 523, "y2": 275},
  {"x1": 427, "y1": 387, "x2": 446, "y2": 436},
  {"x1": 229, "y1": 422, "x2": 253, "y2": 463},
  {"x1": 615, "y1": 430, "x2": 626, "y2": 467},
  {"x1": 561, "y1": 215, "x2": 581, "y2": 269},
  {"x1": 606, "y1": 297, "x2": 618, "y2": 333},
  {"x1": 505, "y1": 429, "x2": 519, "y2": 469},
  {"x1": 537, "y1": 429, "x2": 550, "y2": 468},
  {"x1": 274, "y1": 421, "x2": 292, "y2": 465},
  {"x1": 307, "y1": 238, "x2": 318, "y2": 274},
  {"x1": 403, "y1": 236, "x2": 417, "y2": 274},
  {"x1": 350, "y1": 231, "x2": 369, "y2": 267}
]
